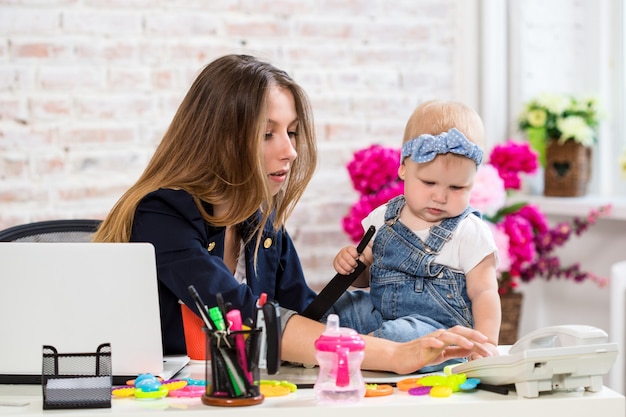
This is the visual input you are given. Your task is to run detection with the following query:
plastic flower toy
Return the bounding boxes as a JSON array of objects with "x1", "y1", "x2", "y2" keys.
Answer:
[
  {"x1": 341, "y1": 140, "x2": 610, "y2": 296},
  {"x1": 518, "y1": 93, "x2": 602, "y2": 165}
]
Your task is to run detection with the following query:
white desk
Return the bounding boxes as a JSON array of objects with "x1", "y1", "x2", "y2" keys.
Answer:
[{"x1": 1, "y1": 364, "x2": 624, "y2": 417}]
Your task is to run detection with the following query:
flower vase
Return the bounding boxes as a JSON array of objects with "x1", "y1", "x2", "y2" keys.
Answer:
[
  {"x1": 544, "y1": 140, "x2": 592, "y2": 197},
  {"x1": 499, "y1": 292, "x2": 523, "y2": 345},
  {"x1": 523, "y1": 166, "x2": 544, "y2": 196},
  {"x1": 525, "y1": 126, "x2": 547, "y2": 167}
]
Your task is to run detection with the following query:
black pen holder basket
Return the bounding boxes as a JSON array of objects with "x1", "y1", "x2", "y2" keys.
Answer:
[
  {"x1": 201, "y1": 327, "x2": 264, "y2": 407},
  {"x1": 41, "y1": 343, "x2": 112, "y2": 410}
]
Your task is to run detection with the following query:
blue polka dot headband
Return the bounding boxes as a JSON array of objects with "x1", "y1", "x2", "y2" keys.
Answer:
[{"x1": 400, "y1": 128, "x2": 483, "y2": 165}]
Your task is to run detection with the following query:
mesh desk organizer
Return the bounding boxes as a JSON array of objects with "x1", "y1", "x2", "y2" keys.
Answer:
[
  {"x1": 203, "y1": 326, "x2": 264, "y2": 406},
  {"x1": 186, "y1": 286, "x2": 280, "y2": 407},
  {"x1": 41, "y1": 343, "x2": 112, "y2": 409}
]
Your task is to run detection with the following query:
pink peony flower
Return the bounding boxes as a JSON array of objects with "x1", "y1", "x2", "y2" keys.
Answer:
[
  {"x1": 342, "y1": 181, "x2": 404, "y2": 243},
  {"x1": 488, "y1": 141, "x2": 538, "y2": 190},
  {"x1": 489, "y1": 222, "x2": 511, "y2": 274},
  {"x1": 347, "y1": 145, "x2": 401, "y2": 195},
  {"x1": 470, "y1": 164, "x2": 507, "y2": 217}
]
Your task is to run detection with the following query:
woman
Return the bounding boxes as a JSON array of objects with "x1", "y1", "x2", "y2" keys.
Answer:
[{"x1": 94, "y1": 54, "x2": 491, "y2": 374}]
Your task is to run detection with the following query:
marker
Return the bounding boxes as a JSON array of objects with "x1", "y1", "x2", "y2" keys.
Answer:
[
  {"x1": 208, "y1": 306, "x2": 245, "y2": 396},
  {"x1": 226, "y1": 309, "x2": 252, "y2": 383},
  {"x1": 209, "y1": 307, "x2": 226, "y2": 331},
  {"x1": 256, "y1": 293, "x2": 268, "y2": 369}
]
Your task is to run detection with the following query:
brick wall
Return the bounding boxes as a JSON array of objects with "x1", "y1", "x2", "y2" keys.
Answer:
[{"x1": 0, "y1": 0, "x2": 471, "y2": 288}]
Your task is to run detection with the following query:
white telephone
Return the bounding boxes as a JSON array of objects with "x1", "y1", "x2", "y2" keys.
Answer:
[{"x1": 451, "y1": 325, "x2": 619, "y2": 398}]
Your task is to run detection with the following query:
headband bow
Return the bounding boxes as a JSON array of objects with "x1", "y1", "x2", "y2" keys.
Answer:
[{"x1": 400, "y1": 128, "x2": 483, "y2": 165}]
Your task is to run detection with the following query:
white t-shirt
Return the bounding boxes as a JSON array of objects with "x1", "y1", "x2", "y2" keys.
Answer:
[{"x1": 362, "y1": 203, "x2": 498, "y2": 274}]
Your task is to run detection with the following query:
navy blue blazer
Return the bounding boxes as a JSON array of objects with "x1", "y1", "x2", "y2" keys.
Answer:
[{"x1": 130, "y1": 188, "x2": 317, "y2": 355}]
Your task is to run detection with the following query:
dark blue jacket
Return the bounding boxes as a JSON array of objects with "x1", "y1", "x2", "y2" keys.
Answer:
[{"x1": 130, "y1": 188, "x2": 317, "y2": 355}]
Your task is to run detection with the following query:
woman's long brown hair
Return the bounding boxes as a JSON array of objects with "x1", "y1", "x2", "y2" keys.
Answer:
[{"x1": 93, "y1": 54, "x2": 317, "y2": 257}]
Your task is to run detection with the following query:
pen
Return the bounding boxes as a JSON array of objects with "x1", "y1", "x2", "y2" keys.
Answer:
[
  {"x1": 212, "y1": 346, "x2": 237, "y2": 397},
  {"x1": 246, "y1": 328, "x2": 261, "y2": 376},
  {"x1": 216, "y1": 293, "x2": 228, "y2": 318},
  {"x1": 218, "y1": 345, "x2": 246, "y2": 396},
  {"x1": 187, "y1": 285, "x2": 215, "y2": 330},
  {"x1": 227, "y1": 309, "x2": 252, "y2": 383}
]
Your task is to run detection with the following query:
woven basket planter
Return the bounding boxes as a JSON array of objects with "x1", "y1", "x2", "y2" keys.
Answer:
[
  {"x1": 499, "y1": 292, "x2": 523, "y2": 345},
  {"x1": 544, "y1": 140, "x2": 592, "y2": 197}
]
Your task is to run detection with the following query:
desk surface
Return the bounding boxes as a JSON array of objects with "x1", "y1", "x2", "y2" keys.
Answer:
[{"x1": 1, "y1": 364, "x2": 624, "y2": 417}]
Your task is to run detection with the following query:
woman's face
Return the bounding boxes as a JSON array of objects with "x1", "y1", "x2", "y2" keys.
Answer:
[{"x1": 263, "y1": 86, "x2": 298, "y2": 196}]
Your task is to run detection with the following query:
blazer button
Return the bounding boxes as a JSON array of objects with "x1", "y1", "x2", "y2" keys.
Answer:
[
  {"x1": 263, "y1": 238, "x2": 272, "y2": 248},
  {"x1": 207, "y1": 242, "x2": 215, "y2": 251}
]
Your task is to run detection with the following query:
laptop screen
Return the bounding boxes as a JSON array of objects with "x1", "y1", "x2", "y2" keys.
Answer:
[{"x1": 0, "y1": 242, "x2": 182, "y2": 384}]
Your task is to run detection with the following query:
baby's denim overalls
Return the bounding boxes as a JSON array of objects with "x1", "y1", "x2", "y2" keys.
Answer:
[
  {"x1": 328, "y1": 195, "x2": 478, "y2": 371},
  {"x1": 368, "y1": 195, "x2": 476, "y2": 343}
]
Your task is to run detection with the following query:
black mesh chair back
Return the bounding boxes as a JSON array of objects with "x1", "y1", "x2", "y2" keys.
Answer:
[{"x1": 0, "y1": 219, "x2": 102, "y2": 242}]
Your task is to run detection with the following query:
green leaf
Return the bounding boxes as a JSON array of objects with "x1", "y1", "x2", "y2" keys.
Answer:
[
  {"x1": 498, "y1": 202, "x2": 527, "y2": 215},
  {"x1": 485, "y1": 202, "x2": 527, "y2": 224}
]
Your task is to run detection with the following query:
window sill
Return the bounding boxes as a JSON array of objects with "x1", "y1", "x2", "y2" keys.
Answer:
[{"x1": 507, "y1": 194, "x2": 626, "y2": 221}]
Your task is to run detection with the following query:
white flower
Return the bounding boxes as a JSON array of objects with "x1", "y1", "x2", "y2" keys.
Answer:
[
  {"x1": 519, "y1": 93, "x2": 602, "y2": 148},
  {"x1": 557, "y1": 116, "x2": 595, "y2": 146},
  {"x1": 535, "y1": 93, "x2": 571, "y2": 115}
]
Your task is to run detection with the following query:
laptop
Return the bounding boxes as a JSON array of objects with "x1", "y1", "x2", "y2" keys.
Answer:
[{"x1": 0, "y1": 242, "x2": 189, "y2": 384}]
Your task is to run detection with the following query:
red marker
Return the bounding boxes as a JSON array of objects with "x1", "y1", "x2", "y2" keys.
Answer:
[{"x1": 256, "y1": 293, "x2": 268, "y2": 369}]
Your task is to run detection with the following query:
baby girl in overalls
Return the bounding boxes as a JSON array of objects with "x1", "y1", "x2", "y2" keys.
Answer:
[{"x1": 333, "y1": 100, "x2": 501, "y2": 367}]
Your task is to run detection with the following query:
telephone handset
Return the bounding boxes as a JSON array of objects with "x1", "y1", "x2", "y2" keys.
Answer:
[
  {"x1": 452, "y1": 325, "x2": 619, "y2": 398},
  {"x1": 508, "y1": 324, "x2": 610, "y2": 354}
]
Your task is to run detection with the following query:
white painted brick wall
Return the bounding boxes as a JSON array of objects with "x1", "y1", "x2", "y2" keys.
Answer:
[
  {"x1": 0, "y1": 0, "x2": 470, "y2": 288},
  {"x1": 2, "y1": 0, "x2": 594, "y2": 289}
]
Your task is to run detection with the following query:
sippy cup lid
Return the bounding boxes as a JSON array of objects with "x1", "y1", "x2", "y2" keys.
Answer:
[{"x1": 314, "y1": 314, "x2": 365, "y2": 352}]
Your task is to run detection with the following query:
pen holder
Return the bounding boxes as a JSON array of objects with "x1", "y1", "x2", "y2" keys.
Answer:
[
  {"x1": 202, "y1": 327, "x2": 264, "y2": 407},
  {"x1": 41, "y1": 343, "x2": 112, "y2": 410}
]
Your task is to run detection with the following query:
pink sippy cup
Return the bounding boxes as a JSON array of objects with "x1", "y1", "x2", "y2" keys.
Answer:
[{"x1": 313, "y1": 314, "x2": 366, "y2": 403}]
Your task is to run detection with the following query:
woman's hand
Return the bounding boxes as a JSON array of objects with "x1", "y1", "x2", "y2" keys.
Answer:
[
  {"x1": 468, "y1": 341, "x2": 499, "y2": 361},
  {"x1": 382, "y1": 325, "x2": 492, "y2": 374}
]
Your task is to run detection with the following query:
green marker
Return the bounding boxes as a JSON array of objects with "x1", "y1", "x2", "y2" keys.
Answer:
[
  {"x1": 209, "y1": 306, "x2": 244, "y2": 396},
  {"x1": 209, "y1": 306, "x2": 226, "y2": 330}
]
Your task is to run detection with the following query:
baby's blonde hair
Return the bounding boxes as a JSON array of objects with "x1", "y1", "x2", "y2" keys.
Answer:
[{"x1": 402, "y1": 99, "x2": 485, "y2": 150}]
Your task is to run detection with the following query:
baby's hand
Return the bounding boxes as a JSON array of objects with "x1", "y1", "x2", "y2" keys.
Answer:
[{"x1": 333, "y1": 246, "x2": 360, "y2": 275}]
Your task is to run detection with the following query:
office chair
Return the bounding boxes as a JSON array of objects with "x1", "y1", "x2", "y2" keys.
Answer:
[{"x1": 0, "y1": 219, "x2": 102, "y2": 242}]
